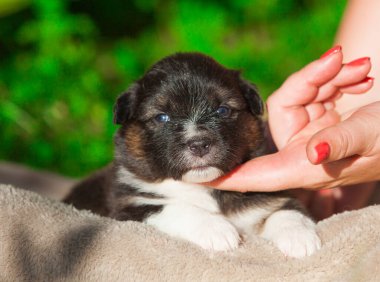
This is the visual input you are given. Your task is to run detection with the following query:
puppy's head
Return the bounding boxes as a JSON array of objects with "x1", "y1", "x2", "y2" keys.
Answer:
[{"x1": 114, "y1": 53, "x2": 264, "y2": 183}]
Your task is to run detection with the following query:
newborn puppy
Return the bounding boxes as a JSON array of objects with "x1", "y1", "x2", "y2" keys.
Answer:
[{"x1": 65, "y1": 53, "x2": 321, "y2": 258}]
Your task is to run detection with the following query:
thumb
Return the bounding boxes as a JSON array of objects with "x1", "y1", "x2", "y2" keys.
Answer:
[
  {"x1": 207, "y1": 145, "x2": 306, "y2": 192},
  {"x1": 306, "y1": 106, "x2": 378, "y2": 164}
]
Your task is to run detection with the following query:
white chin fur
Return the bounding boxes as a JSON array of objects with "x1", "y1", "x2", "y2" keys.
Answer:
[{"x1": 181, "y1": 167, "x2": 223, "y2": 183}]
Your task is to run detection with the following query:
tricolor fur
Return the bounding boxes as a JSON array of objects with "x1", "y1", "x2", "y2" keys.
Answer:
[{"x1": 65, "y1": 53, "x2": 321, "y2": 257}]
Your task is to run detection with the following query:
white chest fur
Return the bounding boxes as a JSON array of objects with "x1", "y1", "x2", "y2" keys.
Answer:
[
  {"x1": 117, "y1": 167, "x2": 241, "y2": 251},
  {"x1": 117, "y1": 167, "x2": 220, "y2": 213}
]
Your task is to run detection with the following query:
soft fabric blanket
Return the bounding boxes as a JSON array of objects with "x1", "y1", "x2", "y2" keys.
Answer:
[{"x1": 0, "y1": 184, "x2": 379, "y2": 282}]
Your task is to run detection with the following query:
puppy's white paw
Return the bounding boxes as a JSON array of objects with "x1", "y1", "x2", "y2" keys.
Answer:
[
  {"x1": 261, "y1": 210, "x2": 321, "y2": 258},
  {"x1": 190, "y1": 215, "x2": 240, "y2": 251},
  {"x1": 271, "y1": 226, "x2": 321, "y2": 258},
  {"x1": 146, "y1": 204, "x2": 240, "y2": 252}
]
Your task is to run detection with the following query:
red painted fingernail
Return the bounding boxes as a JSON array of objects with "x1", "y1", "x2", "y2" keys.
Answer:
[
  {"x1": 320, "y1": 45, "x2": 342, "y2": 59},
  {"x1": 346, "y1": 57, "x2": 370, "y2": 66},
  {"x1": 315, "y1": 142, "x2": 330, "y2": 164},
  {"x1": 361, "y1": 76, "x2": 375, "y2": 83},
  {"x1": 318, "y1": 189, "x2": 333, "y2": 196}
]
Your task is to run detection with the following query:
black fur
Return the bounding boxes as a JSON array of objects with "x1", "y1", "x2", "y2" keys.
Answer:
[{"x1": 113, "y1": 84, "x2": 139, "y2": 124}]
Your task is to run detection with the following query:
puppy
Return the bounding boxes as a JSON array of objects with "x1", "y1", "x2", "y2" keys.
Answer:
[{"x1": 65, "y1": 53, "x2": 321, "y2": 258}]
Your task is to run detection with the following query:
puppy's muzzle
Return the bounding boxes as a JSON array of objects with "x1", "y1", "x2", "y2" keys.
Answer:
[{"x1": 187, "y1": 138, "x2": 212, "y2": 157}]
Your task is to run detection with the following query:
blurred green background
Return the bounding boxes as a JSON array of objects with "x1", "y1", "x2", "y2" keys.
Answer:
[{"x1": 0, "y1": 0, "x2": 345, "y2": 177}]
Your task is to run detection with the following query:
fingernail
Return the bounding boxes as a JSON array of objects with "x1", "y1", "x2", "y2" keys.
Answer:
[
  {"x1": 315, "y1": 142, "x2": 330, "y2": 164},
  {"x1": 318, "y1": 189, "x2": 333, "y2": 196},
  {"x1": 320, "y1": 45, "x2": 342, "y2": 59},
  {"x1": 362, "y1": 76, "x2": 375, "y2": 83},
  {"x1": 346, "y1": 57, "x2": 370, "y2": 66}
]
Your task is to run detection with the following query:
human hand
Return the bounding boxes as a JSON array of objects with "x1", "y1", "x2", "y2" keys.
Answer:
[
  {"x1": 207, "y1": 47, "x2": 374, "y2": 192},
  {"x1": 294, "y1": 182, "x2": 376, "y2": 221},
  {"x1": 293, "y1": 101, "x2": 380, "y2": 220},
  {"x1": 267, "y1": 45, "x2": 372, "y2": 150},
  {"x1": 265, "y1": 46, "x2": 375, "y2": 219}
]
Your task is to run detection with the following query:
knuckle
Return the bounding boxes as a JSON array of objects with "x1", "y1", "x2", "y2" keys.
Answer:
[
  {"x1": 330, "y1": 125, "x2": 352, "y2": 160},
  {"x1": 339, "y1": 127, "x2": 352, "y2": 156},
  {"x1": 266, "y1": 95, "x2": 276, "y2": 109}
]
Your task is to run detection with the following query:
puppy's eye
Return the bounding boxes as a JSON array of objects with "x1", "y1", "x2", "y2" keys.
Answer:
[
  {"x1": 155, "y1": 113, "x2": 170, "y2": 123},
  {"x1": 216, "y1": 106, "x2": 231, "y2": 118}
]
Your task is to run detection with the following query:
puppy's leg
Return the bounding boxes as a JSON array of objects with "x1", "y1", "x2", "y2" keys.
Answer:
[
  {"x1": 145, "y1": 204, "x2": 240, "y2": 251},
  {"x1": 260, "y1": 209, "x2": 321, "y2": 258},
  {"x1": 219, "y1": 191, "x2": 321, "y2": 258}
]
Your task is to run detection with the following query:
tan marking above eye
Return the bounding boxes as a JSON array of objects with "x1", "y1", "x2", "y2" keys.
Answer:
[{"x1": 225, "y1": 100, "x2": 244, "y2": 109}]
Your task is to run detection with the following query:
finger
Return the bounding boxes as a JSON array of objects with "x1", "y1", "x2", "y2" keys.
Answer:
[
  {"x1": 333, "y1": 182, "x2": 375, "y2": 213},
  {"x1": 305, "y1": 103, "x2": 326, "y2": 121},
  {"x1": 269, "y1": 46, "x2": 343, "y2": 107},
  {"x1": 339, "y1": 76, "x2": 374, "y2": 94},
  {"x1": 302, "y1": 102, "x2": 337, "y2": 125},
  {"x1": 207, "y1": 151, "x2": 298, "y2": 192},
  {"x1": 336, "y1": 57, "x2": 371, "y2": 86},
  {"x1": 207, "y1": 140, "x2": 376, "y2": 192},
  {"x1": 288, "y1": 109, "x2": 340, "y2": 142},
  {"x1": 309, "y1": 189, "x2": 335, "y2": 221},
  {"x1": 322, "y1": 77, "x2": 374, "y2": 104},
  {"x1": 307, "y1": 103, "x2": 380, "y2": 164},
  {"x1": 315, "y1": 57, "x2": 372, "y2": 101},
  {"x1": 323, "y1": 101, "x2": 335, "y2": 111},
  {"x1": 207, "y1": 137, "x2": 325, "y2": 192},
  {"x1": 316, "y1": 75, "x2": 374, "y2": 102}
]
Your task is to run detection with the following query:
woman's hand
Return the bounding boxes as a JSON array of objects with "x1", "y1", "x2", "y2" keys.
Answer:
[
  {"x1": 293, "y1": 102, "x2": 380, "y2": 220},
  {"x1": 268, "y1": 45, "x2": 372, "y2": 150},
  {"x1": 208, "y1": 47, "x2": 375, "y2": 192}
]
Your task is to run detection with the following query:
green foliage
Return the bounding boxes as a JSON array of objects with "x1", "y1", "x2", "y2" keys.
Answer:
[{"x1": 0, "y1": 0, "x2": 345, "y2": 177}]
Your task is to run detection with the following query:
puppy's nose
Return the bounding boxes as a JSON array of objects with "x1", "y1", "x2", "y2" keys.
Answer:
[{"x1": 187, "y1": 139, "x2": 211, "y2": 157}]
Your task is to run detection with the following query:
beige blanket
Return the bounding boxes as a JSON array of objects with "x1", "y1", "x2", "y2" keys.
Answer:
[{"x1": 1, "y1": 184, "x2": 379, "y2": 281}]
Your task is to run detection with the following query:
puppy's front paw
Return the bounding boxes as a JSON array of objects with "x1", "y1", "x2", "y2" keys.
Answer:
[
  {"x1": 190, "y1": 215, "x2": 241, "y2": 252},
  {"x1": 261, "y1": 210, "x2": 321, "y2": 258},
  {"x1": 271, "y1": 226, "x2": 321, "y2": 258},
  {"x1": 147, "y1": 205, "x2": 240, "y2": 252}
]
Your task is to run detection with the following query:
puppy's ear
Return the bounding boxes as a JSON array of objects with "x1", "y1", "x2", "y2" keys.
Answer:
[
  {"x1": 239, "y1": 79, "x2": 264, "y2": 116},
  {"x1": 113, "y1": 84, "x2": 139, "y2": 125}
]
